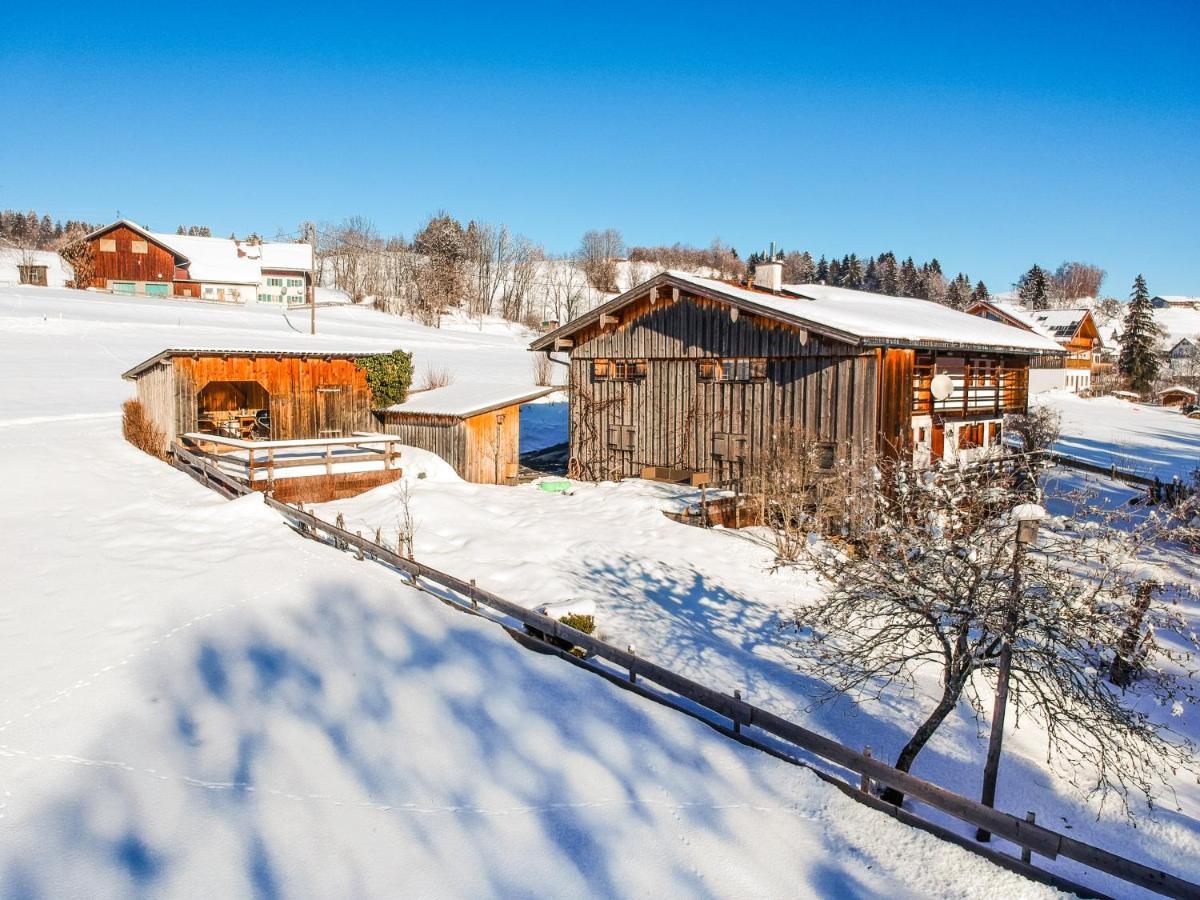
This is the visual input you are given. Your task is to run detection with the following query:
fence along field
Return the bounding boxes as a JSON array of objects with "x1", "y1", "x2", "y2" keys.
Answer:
[{"x1": 170, "y1": 445, "x2": 1200, "y2": 900}]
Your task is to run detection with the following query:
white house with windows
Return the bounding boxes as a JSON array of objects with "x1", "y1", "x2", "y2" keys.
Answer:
[{"x1": 83, "y1": 220, "x2": 312, "y2": 305}]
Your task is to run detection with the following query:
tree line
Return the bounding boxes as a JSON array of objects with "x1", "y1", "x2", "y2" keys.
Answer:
[{"x1": 0, "y1": 209, "x2": 100, "y2": 250}]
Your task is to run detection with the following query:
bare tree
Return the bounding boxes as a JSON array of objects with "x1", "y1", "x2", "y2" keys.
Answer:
[
  {"x1": 546, "y1": 258, "x2": 589, "y2": 324},
  {"x1": 1050, "y1": 261, "x2": 1106, "y2": 305},
  {"x1": 531, "y1": 352, "x2": 554, "y2": 387},
  {"x1": 789, "y1": 453, "x2": 1198, "y2": 815},
  {"x1": 578, "y1": 228, "x2": 624, "y2": 293}
]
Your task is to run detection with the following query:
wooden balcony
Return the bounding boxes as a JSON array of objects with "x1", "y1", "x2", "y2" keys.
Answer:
[{"x1": 912, "y1": 353, "x2": 1029, "y2": 420}]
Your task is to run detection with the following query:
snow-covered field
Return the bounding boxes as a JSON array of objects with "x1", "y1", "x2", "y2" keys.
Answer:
[
  {"x1": 1037, "y1": 392, "x2": 1200, "y2": 480},
  {"x1": 0, "y1": 286, "x2": 1066, "y2": 898}
]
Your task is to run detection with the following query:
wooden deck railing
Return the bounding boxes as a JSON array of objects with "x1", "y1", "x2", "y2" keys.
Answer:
[
  {"x1": 178, "y1": 433, "x2": 400, "y2": 486},
  {"x1": 168, "y1": 446, "x2": 1200, "y2": 900}
]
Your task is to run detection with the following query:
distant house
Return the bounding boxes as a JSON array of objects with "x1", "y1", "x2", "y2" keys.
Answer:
[
  {"x1": 84, "y1": 220, "x2": 312, "y2": 304},
  {"x1": 530, "y1": 267, "x2": 1063, "y2": 481},
  {"x1": 966, "y1": 299, "x2": 1101, "y2": 394},
  {"x1": 1152, "y1": 295, "x2": 1200, "y2": 310},
  {"x1": 1167, "y1": 337, "x2": 1200, "y2": 375},
  {"x1": 0, "y1": 247, "x2": 73, "y2": 288},
  {"x1": 380, "y1": 384, "x2": 558, "y2": 483}
]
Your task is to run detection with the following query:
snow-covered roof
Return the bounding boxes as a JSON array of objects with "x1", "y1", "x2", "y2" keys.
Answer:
[
  {"x1": 122, "y1": 347, "x2": 393, "y2": 380},
  {"x1": 0, "y1": 247, "x2": 73, "y2": 287},
  {"x1": 1158, "y1": 385, "x2": 1197, "y2": 397},
  {"x1": 533, "y1": 271, "x2": 1065, "y2": 355},
  {"x1": 1152, "y1": 307, "x2": 1200, "y2": 351},
  {"x1": 383, "y1": 383, "x2": 559, "y2": 418},
  {"x1": 1153, "y1": 295, "x2": 1200, "y2": 306},
  {"x1": 973, "y1": 300, "x2": 1098, "y2": 344},
  {"x1": 87, "y1": 220, "x2": 312, "y2": 285}
]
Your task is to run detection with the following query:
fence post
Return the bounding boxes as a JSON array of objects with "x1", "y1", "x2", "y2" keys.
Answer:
[
  {"x1": 733, "y1": 689, "x2": 742, "y2": 733},
  {"x1": 355, "y1": 531, "x2": 364, "y2": 561},
  {"x1": 469, "y1": 579, "x2": 479, "y2": 610},
  {"x1": 627, "y1": 645, "x2": 637, "y2": 683},
  {"x1": 860, "y1": 747, "x2": 873, "y2": 794},
  {"x1": 1022, "y1": 811, "x2": 1036, "y2": 864}
]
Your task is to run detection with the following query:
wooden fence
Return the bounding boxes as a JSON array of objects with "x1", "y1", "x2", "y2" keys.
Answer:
[{"x1": 168, "y1": 446, "x2": 1200, "y2": 900}]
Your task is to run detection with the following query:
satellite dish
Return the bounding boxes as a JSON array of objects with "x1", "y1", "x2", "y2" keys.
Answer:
[{"x1": 930, "y1": 373, "x2": 954, "y2": 401}]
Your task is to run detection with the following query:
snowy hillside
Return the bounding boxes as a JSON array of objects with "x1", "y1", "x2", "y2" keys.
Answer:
[{"x1": 0, "y1": 285, "x2": 1068, "y2": 897}]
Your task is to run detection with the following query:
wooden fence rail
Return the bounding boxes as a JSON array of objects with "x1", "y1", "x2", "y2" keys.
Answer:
[{"x1": 170, "y1": 446, "x2": 1199, "y2": 900}]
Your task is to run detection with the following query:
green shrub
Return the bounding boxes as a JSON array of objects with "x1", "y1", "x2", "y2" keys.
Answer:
[
  {"x1": 558, "y1": 613, "x2": 595, "y2": 635},
  {"x1": 355, "y1": 350, "x2": 414, "y2": 407}
]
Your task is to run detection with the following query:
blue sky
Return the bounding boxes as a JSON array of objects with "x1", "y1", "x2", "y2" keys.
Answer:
[{"x1": 1, "y1": 0, "x2": 1196, "y2": 295}]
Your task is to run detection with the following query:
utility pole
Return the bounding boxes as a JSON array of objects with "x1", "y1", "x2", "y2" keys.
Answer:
[
  {"x1": 305, "y1": 221, "x2": 317, "y2": 335},
  {"x1": 977, "y1": 505, "x2": 1044, "y2": 842}
]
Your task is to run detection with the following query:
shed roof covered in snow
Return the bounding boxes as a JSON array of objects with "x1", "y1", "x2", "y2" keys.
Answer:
[
  {"x1": 0, "y1": 247, "x2": 74, "y2": 287},
  {"x1": 532, "y1": 270, "x2": 1064, "y2": 355},
  {"x1": 121, "y1": 347, "x2": 389, "y2": 380},
  {"x1": 383, "y1": 383, "x2": 559, "y2": 418},
  {"x1": 1158, "y1": 385, "x2": 1197, "y2": 398}
]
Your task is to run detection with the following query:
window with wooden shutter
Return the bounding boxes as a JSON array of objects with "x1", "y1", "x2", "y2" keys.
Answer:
[
  {"x1": 130, "y1": 240, "x2": 148, "y2": 254},
  {"x1": 607, "y1": 424, "x2": 635, "y2": 451},
  {"x1": 593, "y1": 359, "x2": 611, "y2": 380},
  {"x1": 712, "y1": 432, "x2": 747, "y2": 460},
  {"x1": 698, "y1": 358, "x2": 768, "y2": 382}
]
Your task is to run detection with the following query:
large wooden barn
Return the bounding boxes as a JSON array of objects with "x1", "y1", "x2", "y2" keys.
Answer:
[
  {"x1": 122, "y1": 348, "x2": 380, "y2": 456},
  {"x1": 529, "y1": 267, "x2": 1064, "y2": 482},
  {"x1": 85, "y1": 220, "x2": 313, "y2": 304},
  {"x1": 380, "y1": 384, "x2": 558, "y2": 484}
]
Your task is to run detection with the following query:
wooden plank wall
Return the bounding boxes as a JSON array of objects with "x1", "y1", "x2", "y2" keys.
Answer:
[
  {"x1": 134, "y1": 362, "x2": 178, "y2": 455},
  {"x1": 88, "y1": 225, "x2": 178, "y2": 288},
  {"x1": 380, "y1": 415, "x2": 466, "y2": 476},
  {"x1": 877, "y1": 348, "x2": 915, "y2": 457},
  {"x1": 463, "y1": 403, "x2": 521, "y2": 484},
  {"x1": 171, "y1": 356, "x2": 375, "y2": 440},
  {"x1": 568, "y1": 295, "x2": 878, "y2": 481}
]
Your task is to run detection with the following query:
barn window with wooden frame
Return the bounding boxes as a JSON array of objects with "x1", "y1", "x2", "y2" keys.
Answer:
[
  {"x1": 698, "y1": 358, "x2": 768, "y2": 382},
  {"x1": 98, "y1": 239, "x2": 116, "y2": 252},
  {"x1": 130, "y1": 240, "x2": 148, "y2": 254},
  {"x1": 592, "y1": 358, "x2": 646, "y2": 381}
]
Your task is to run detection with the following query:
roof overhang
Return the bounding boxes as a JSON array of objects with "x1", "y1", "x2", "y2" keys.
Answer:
[{"x1": 383, "y1": 386, "x2": 561, "y2": 419}]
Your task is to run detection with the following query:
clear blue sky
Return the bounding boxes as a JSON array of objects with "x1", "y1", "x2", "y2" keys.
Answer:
[{"x1": 1, "y1": 0, "x2": 1196, "y2": 296}]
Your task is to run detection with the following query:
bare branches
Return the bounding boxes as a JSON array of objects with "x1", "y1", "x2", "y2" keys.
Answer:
[{"x1": 787, "y1": 451, "x2": 1199, "y2": 814}]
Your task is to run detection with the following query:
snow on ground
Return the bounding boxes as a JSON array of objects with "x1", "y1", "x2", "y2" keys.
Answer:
[
  {"x1": 326, "y1": 463, "x2": 1200, "y2": 894},
  {"x1": 0, "y1": 285, "x2": 1059, "y2": 897},
  {"x1": 1037, "y1": 392, "x2": 1200, "y2": 480}
]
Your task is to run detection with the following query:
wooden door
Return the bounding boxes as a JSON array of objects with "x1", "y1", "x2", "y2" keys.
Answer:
[{"x1": 931, "y1": 422, "x2": 945, "y2": 459}]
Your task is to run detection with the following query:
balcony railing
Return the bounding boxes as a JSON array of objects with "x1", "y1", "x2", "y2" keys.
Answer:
[{"x1": 912, "y1": 354, "x2": 1028, "y2": 419}]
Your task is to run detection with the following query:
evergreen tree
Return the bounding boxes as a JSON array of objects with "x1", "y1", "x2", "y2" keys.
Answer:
[
  {"x1": 945, "y1": 272, "x2": 972, "y2": 309},
  {"x1": 1117, "y1": 274, "x2": 1162, "y2": 393},
  {"x1": 815, "y1": 255, "x2": 829, "y2": 284},
  {"x1": 896, "y1": 257, "x2": 918, "y2": 297},
  {"x1": 863, "y1": 257, "x2": 880, "y2": 292},
  {"x1": 828, "y1": 257, "x2": 843, "y2": 286},
  {"x1": 844, "y1": 253, "x2": 865, "y2": 289},
  {"x1": 1018, "y1": 264, "x2": 1050, "y2": 310},
  {"x1": 971, "y1": 280, "x2": 990, "y2": 304},
  {"x1": 880, "y1": 256, "x2": 900, "y2": 295}
]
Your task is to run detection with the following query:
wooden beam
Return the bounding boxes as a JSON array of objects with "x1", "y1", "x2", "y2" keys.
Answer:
[
  {"x1": 554, "y1": 338, "x2": 574, "y2": 351},
  {"x1": 599, "y1": 314, "x2": 619, "y2": 328}
]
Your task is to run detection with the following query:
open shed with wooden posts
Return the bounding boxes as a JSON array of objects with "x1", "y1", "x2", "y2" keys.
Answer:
[
  {"x1": 381, "y1": 384, "x2": 558, "y2": 484},
  {"x1": 1158, "y1": 385, "x2": 1198, "y2": 408},
  {"x1": 121, "y1": 348, "x2": 393, "y2": 455}
]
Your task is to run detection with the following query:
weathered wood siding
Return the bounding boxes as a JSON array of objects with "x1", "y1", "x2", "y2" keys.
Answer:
[
  {"x1": 171, "y1": 355, "x2": 374, "y2": 440},
  {"x1": 133, "y1": 361, "x2": 179, "y2": 455},
  {"x1": 381, "y1": 415, "x2": 466, "y2": 475},
  {"x1": 88, "y1": 224, "x2": 178, "y2": 288},
  {"x1": 567, "y1": 295, "x2": 878, "y2": 481},
  {"x1": 382, "y1": 402, "x2": 522, "y2": 484}
]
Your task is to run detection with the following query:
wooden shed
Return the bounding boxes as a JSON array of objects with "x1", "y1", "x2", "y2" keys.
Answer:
[
  {"x1": 121, "y1": 348, "x2": 385, "y2": 456},
  {"x1": 380, "y1": 384, "x2": 558, "y2": 484},
  {"x1": 1158, "y1": 385, "x2": 1198, "y2": 408}
]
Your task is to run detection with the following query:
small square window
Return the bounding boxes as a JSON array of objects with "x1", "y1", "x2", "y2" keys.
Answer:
[
  {"x1": 130, "y1": 240, "x2": 148, "y2": 254},
  {"x1": 98, "y1": 239, "x2": 116, "y2": 252}
]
